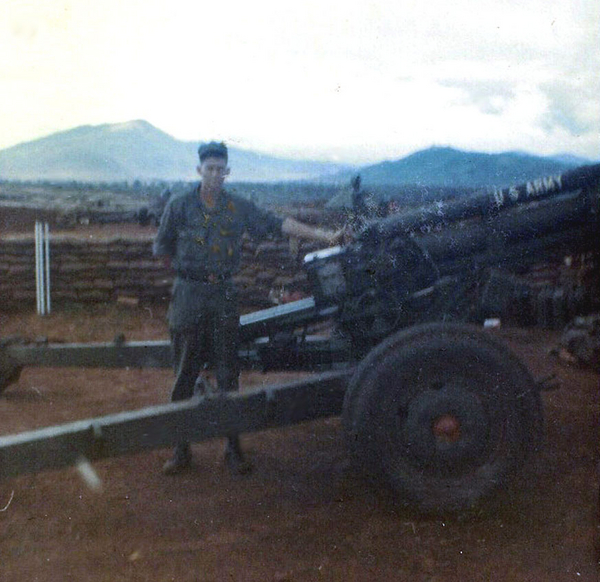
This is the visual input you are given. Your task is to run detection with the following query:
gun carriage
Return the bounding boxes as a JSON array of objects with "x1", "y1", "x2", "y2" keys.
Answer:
[{"x1": 1, "y1": 164, "x2": 598, "y2": 513}]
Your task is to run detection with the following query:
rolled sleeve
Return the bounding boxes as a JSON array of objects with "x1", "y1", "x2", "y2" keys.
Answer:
[
  {"x1": 153, "y1": 199, "x2": 177, "y2": 257},
  {"x1": 243, "y1": 200, "x2": 284, "y2": 240}
]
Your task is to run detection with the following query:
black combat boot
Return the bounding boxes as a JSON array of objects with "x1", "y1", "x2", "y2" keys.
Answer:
[
  {"x1": 193, "y1": 376, "x2": 212, "y2": 397},
  {"x1": 163, "y1": 443, "x2": 192, "y2": 475},
  {"x1": 224, "y1": 435, "x2": 252, "y2": 475}
]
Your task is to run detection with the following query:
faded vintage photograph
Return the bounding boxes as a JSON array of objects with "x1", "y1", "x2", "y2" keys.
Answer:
[{"x1": 0, "y1": 1, "x2": 598, "y2": 580}]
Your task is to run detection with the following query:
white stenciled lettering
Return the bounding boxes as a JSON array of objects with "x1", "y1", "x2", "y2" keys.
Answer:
[
  {"x1": 542, "y1": 176, "x2": 557, "y2": 191},
  {"x1": 508, "y1": 186, "x2": 519, "y2": 202},
  {"x1": 526, "y1": 180, "x2": 535, "y2": 196},
  {"x1": 493, "y1": 189, "x2": 504, "y2": 208},
  {"x1": 534, "y1": 178, "x2": 544, "y2": 193},
  {"x1": 525, "y1": 174, "x2": 563, "y2": 198}
]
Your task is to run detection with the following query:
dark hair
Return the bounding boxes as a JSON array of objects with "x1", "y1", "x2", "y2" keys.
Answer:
[{"x1": 198, "y1": 141, "x2": 228, "y2": 163}]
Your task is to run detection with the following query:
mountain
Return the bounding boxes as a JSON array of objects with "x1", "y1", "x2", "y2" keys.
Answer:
[
  {"x1": 0, "y1": 120, "x2": 353, "y2": 183},
  {"x1": 352, "y1": 146, "x2": 590, "y2": 189},
  {"x1": 0, "y1": 121, "x2": 593, "y2": 188},
  {"x1": 548, "y1": 153, "x2": 595, "y2": 167}
]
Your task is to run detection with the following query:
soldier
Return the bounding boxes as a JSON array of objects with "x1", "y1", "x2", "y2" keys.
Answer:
[{"x1": 154, "y1": 141, "x2": 341, "y2": 475}]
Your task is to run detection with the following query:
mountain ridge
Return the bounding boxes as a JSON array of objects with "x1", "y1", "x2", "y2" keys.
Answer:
[
  {"x1": 0, "y1": 120, "x2": 593, "y2": 187},
  {"x1": 348, "y1": 146, "x2": 587, "y2": 189},
  {"x1": 0, "y1": 120, "x2": 353, "y2": 183}
]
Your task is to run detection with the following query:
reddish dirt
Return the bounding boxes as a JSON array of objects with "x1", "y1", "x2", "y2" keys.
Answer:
[{"x1": 0, "y1": 304, "x2": 598, "y2": 582}]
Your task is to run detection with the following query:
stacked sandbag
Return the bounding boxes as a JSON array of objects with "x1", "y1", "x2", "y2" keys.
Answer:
[{"x1": 0, "y1": 233, "x2": 317, "y2": 311}]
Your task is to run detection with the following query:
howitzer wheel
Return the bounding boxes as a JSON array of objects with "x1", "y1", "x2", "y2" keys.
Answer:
[{"x1": 342, "y1": 323, "x2": 543, "y2": 513}]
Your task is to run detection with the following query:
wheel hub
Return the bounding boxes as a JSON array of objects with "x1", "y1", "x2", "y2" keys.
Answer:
[
  {"x1": 400, "y1": 382, "x2": 489, "y2": 474},
  {"x1": 432, "y1": 414, "x2": 461, "y2": 443}
]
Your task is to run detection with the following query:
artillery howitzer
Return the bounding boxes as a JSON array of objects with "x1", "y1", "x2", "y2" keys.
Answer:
[{"x1": 1, "y1": 163, "x2": 598, "y2": 513}]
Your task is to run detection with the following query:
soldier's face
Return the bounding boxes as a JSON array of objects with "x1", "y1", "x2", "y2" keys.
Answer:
[{"x1": 197, "y1": 157, "x2": 230, "y2": 190}]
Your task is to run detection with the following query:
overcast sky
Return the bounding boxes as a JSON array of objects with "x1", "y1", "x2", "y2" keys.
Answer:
[{"x1": 1, "y1": 0, "x2": 598, "y2": 164}]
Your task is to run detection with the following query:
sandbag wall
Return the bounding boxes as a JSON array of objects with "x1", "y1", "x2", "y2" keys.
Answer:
[{"x1": 0, "y1": 234, "x2": 315, "y2": 311}]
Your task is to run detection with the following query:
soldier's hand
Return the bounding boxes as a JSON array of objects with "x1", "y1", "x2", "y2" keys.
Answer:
[
  {"x1": 340, "y1": 225, "x2": 355, "y2": 245},
  {"x1": 328, "y1": 228, "x2": 346, "y2": 246}
]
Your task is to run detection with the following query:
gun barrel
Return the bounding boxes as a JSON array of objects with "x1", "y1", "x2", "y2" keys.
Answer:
[
  {"x1": 418, "y1": 189, "x2": 597, "y2": 273},
  {"x1": 366, "y1": 163, "x2": 600, "y2": 238}
]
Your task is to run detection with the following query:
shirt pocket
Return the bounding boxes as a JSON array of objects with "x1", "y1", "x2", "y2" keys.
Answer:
[
  {"x1": 217, "y1": 215, "x2": 242, "y2": 239},
  {"x1": 177, "y1": 227, "x2": 208, "y2": 266},
  {"x1": 215, "y1": 220, "x2": 242, "y2": 258}
]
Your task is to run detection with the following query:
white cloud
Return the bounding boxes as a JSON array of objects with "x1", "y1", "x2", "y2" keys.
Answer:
[{"x1": 0, "y1": 0, "x2": 598, "y2": 162}]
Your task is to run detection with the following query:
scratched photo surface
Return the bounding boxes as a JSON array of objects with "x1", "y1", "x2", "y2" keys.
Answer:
[{"x1": 1, "y1": 1, "x2": 599, "y2": 581}]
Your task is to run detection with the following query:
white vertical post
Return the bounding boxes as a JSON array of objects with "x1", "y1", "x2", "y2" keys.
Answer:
[
  {"x1": 33, "y1": 220, "x2": 40, "y2": 315},
  {"x1": 44, "y1": 222, "x2": 51, "y2": 314},
  {"x1": 40, "y1": 222, "x2": 45, "y2": 315},
  {"x1": 35, "y1": 221, "x2": 41, "y2": 314},
  {"x1": 34, "y1": 221, "x2": 50, "y2": 315}
]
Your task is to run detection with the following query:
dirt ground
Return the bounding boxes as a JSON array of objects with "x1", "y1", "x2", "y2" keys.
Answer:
[{"x1": 0, "y1": 303, "x2": 598, "y2": 582}]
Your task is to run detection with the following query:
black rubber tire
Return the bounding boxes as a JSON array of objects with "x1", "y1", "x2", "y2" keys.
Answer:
[{"x1": 342, "y1": 323, "x2": 543, "y2": 513}]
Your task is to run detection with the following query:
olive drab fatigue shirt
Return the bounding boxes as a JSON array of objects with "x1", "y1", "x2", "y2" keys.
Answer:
[{"x1": 153, "y1": 184, "x2": 283, "y2": 330}]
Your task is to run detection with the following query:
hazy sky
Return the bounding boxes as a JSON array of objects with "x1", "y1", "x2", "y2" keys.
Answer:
[{"x1": 2, "y1": 0, "x2": 598, "y2": 164}]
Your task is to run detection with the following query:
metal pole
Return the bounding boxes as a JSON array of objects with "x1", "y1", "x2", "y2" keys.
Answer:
[
  {"x1": 34, "y1": 221, "x2": 38, "y2": 314},
  {"x1": 40, "y1": 222, "x2": 45, "y2": 315},
  {"x1": 44, "y1": 222, "x2": 51, "y2": 314},
  {"x1": 35, "y1": 221, "x2": 42, "y2": 314}
]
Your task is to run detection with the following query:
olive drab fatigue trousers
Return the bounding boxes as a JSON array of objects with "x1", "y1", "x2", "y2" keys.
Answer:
[{"x1": 169, "y1": 291, "x2": 240, "y2": 402}]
